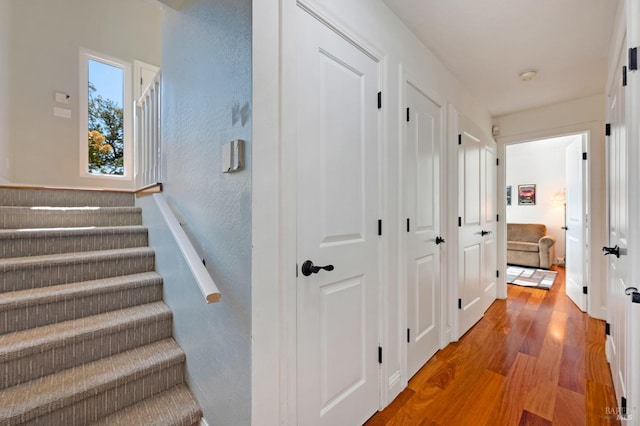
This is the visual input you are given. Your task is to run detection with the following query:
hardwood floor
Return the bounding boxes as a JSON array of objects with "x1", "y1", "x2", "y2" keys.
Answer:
[{"x1": 366, "y1": 267, "x2": 619, "y2": 425}]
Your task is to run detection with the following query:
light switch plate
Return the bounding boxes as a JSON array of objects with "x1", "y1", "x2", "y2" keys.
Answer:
[{"x1": 53, "y1": 107, "x2": 71, "y2": 119}]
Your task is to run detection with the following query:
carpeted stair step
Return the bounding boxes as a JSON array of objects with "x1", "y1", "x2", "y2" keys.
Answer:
[
  {"x1": 0, "y1": 225, "x2": 148, "y2": 258},
  {"x1": 0, "y1": 302, "x2": 173, "y2": 390},
  {"x1": 0, "y1": 247, "x2": 155, "y2": 293},
  {"x1": 90, "y1": 384, "x2": 202, "y2": 426},
  {"x1": 0, "y1": 188, "x2": 134, "y2": 208},
  {"x1": 0, "y1": 338, "x2": 186, "y2": 426},
  {"x1": 0, "y1": 272, "x2": 163, "y2": 334},
  {"x1": 0, "y1": 206, "x2": 142, "y2": 229}
]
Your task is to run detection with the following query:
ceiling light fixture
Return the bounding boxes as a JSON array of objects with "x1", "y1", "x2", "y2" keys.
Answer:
[{"x1": 519, "y1": 70, "x2": 537, "y2": 82}]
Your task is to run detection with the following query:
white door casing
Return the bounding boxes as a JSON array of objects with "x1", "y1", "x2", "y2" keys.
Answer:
[
  {"x1": 296, "y1": 8, "x2": 381, "y2": 426},
  {"x1": 457, "y1": 117, "x2": 497, "y2": 337},
  {"x1": 405, "y1": 82, "x2": 442, "y2": 379},
  {"x1": 565, "y1": 137, "x2": 587, "y2": 311},
  {"x1": 606, "y1": 39, "x2": 629, "y2": 410}
]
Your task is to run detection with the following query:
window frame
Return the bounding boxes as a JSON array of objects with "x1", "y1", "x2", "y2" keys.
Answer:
[{"x1": 79, "y1": 48, "x2": 133, "y2": 180}]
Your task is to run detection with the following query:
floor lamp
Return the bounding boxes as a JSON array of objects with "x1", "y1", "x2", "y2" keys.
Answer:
[{"x1": 552, "y1": 189, "x2": 567, "y2": 267}]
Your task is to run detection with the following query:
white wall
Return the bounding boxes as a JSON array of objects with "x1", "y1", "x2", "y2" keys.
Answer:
[
  {"x1": 9, "y1": 0, "x2": 161, "y2": 189},
  {"x1": 506, "y1": 135, "x2": 578, "y2": 260},
  {"x1": 161, "y1": 0, "x2": 251, "y2": 424},
  {"x1": 494, "y1": 94, "x2": 607, "y2": 319},
  {"x1": 0, "y1": 0, "x2": 11, "y2": 183},
  {"x1": 252, "y1": 0, "x2": 493, "y2": 423}
]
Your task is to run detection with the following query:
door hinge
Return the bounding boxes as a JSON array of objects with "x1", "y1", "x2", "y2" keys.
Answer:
[
  {"x1": 377, "y1": 92, "x2": 382, "y2": 109},
  {"x1": 497, "y1": 214, "x2": 500, "y2": 222},
  {"x1": 406, "y1": 107, "x2": 410, "y2": 122},
  {"x1": 407, "y1": 328, "x2": 411, "y2": 343},
  {"x1": 605, "y1": 123, "x2": 611, "y2": 136},
  {"x1": 630, "y1": 47, "x2": 638, "y2": 71},
  {"x1": 496, "y1": 158, "x2": 499, "y2": 166},
  {"x1": 622, "y1": 397, "x2": 628, "y2": 419},
  {"x1": 296, "y1": 263, "x2": 298, "y2": 277},
  {"x1": 458, "y1": 217, "x2": 462, "y2": 227},
  {"x1": 605, "y1": 322, "x2": 611, "y2": 336},
  {"x1": 582, "y1": 152, "x2": 587, "y2": 161},
  {"x1": 496, "y1": 270, "x2": 499, "y2": 278},
  {"x1": 140, "y1": 76, "x2": 143, "y2": 85},
  {"x1": 378, "y1": 346, "x2": 383, "y2": 364},
  {"x1": 583, "y1": 286, "x2": 588, "y2": 295},
  {"x1": 623, "y1": 66, "x2": 628, "y2": 87},
  {"x1": 458, "y1": 298, "x2": 462, "y2": 310},
  {"x1": 458, "y1": 134, "x2": 462, "y2": 145},
  {"x1": 378, "y1": 219, "x2": 382, "y2": 236},
  {"x1": 406, "y1": 218, "x2": 410, "y2": 233}
]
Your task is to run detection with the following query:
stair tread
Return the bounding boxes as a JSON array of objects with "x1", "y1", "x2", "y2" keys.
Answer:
[
  {"x1": 0, "y1": 301, "x2": 171, "y2": 361},
  {"x1": 0, "y1": 247, "x2": 154, "y2": 270},
  {"x1": 90, "y1": 384, "x2": 201, "y2": 426},
  {"x1": 0, "y1": 225, "x2": 147, "y2": 239},
  {"x1": 0, "y1": 206, "x2": 140, "y2": 212},
  {"x1": 0, "y1": 338, "x2": 184, "y2": 422},
  {"x1": 0, "y1": 272, "x2": 162, "y2": 311}
]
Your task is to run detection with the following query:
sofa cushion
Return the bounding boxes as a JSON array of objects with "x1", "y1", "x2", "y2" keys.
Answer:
[
  {"x1": 507, "y1": 223, "x2": 546, "y2": 243},
  {"x1": 507, "y1": 241, "x2": 540, "y2": 253}
]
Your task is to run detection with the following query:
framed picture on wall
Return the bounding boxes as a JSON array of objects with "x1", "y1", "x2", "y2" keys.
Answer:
[
  {"x1": 518, "y1": 184, "x2": 536, "y2": 205},
  {"x1": 506, "y1": 186, "x2": 512, "y2": 206}
]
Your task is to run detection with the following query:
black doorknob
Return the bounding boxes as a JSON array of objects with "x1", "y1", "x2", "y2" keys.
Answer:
[
  {"x1": 480, "y1": 230, "x2": 491, "y2": 236},
  {"x1": 435, "y1": 236, "x2": 445, "y2": 245},
  {"x1": 602, "y1": 245, "x2": 621, "y2": 258},
  {"x1": 301, "y1": 260, "x2": 335, "y2": 277}
]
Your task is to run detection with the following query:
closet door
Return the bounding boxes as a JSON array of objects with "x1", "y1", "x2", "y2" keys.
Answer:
[
  {"x1": 457, "y1": 117, "x2": 497, "y2": 337},
  {"x1": 405, "y1": 82, "x2": 442, "y2": 378}
]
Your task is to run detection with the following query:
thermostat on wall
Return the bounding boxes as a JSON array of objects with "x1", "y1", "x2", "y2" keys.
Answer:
[{"x1": 222, "y1": 139, "x2": 245, "y2": 173}]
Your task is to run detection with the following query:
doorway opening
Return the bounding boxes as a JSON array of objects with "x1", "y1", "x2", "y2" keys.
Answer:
[{"x1": 504, "y1": 132, "x2": 589, "y2": 311}]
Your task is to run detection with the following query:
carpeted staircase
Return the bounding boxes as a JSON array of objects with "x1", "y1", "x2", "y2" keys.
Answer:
[{"x1": 0, "y1": 187, "x2": 202, "y2": 426}]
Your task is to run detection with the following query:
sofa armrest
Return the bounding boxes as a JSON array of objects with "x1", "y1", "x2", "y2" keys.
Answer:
[
  {"x1": 538, "y1": 236, "x2": 556, "y2": 269},
  {"x1": 539, "y1": 235, "x2": 556, "y2": 249}
]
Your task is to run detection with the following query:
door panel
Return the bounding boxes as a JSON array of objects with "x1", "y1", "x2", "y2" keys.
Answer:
[
  {"x1": 405, "y1": 83, "x2": 441, "y2": 378},
  {"x1": 296, "y1": 8, "x2": 380, "y2": 426},
  {"x1": 565, "y1": 138, "x2": 586, "y2": 311},
  {"x1": 606, "y1": 40, "x2": 629, "y2": 408},
  {"x1": 458, "y1": 118, "x2": 497, "y2": 337}
]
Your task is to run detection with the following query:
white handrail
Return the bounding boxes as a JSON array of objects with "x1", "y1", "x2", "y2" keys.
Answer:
[{"x1": 153, "y1": 193, "x2": 221, "y2": 303}]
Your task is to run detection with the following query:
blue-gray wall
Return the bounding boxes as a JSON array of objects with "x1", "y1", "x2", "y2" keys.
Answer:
[{"x1": 160, "y1": 0, "x2": 251, "y2": 423}]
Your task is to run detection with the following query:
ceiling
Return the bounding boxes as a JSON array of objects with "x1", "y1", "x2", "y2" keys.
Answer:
[{"x1": 381, "y1": 0, "x2": 620, "y2": 117}]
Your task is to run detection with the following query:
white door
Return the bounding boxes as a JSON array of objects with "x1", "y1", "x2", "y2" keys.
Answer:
[
  {"x1": 457, "y1": 117, "x2": 497, "y2": 337},
  {"x1": 296, "y1": 9, "x2": 380, "y2": 426},
  {"x1": 133, "y1": 60, "x2": 159, "y2": 100},
  {"x1": 482, "y1": 143, "x2": 498, "y2": 311},
  {"x1": 405, "y1": 82, "x2": 442, "y2": 379},
  {"x1": 606, "y1": 40, "x2": 629, "y2": 410},
  {"x1": 565, "y1": 137, "x2": 587, "y2": 311}
]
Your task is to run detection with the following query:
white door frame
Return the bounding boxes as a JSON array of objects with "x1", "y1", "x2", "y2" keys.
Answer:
[{"x1": 496, "y1": 123, "x2": 605, "y2": 319}]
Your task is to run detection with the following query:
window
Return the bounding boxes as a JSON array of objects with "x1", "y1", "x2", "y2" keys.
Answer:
[{"x1": 79, "y1": 49, "x2": 132, "y2": 178}]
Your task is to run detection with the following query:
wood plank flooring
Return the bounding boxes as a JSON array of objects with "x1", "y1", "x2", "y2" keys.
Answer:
[{"x1": 366, "y1": 267, "x2": 619, "y2": 425}]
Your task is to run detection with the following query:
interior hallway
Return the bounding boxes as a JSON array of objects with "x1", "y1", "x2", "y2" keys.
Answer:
[{"x1": 366, "y1": 267, "x2": 619, "y2": 425}]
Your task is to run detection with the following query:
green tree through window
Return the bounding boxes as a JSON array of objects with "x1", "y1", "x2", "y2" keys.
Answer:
[{"x1": 87, "y1": 60, "x2": 124, "y2": 175}]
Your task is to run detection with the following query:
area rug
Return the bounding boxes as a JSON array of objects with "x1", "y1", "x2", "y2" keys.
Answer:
[{"x1": 506, "y1": 265, "x2": 557, "y2": 290}]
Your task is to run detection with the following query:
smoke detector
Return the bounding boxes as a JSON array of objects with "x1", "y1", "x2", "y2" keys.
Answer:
[{"x1": 519, "y1": 70, "x2": 537, "y2": 82}]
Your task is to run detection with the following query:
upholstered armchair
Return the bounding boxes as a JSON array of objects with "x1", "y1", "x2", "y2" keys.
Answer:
[{"x1": 507, "y1": 223, "x2": 556, "y2": 269}]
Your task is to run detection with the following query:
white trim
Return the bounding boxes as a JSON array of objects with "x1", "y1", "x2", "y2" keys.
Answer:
[{"x1": 79, "y1": 48, "x2": 133, "y2": 181}]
